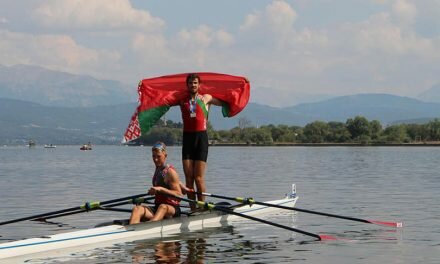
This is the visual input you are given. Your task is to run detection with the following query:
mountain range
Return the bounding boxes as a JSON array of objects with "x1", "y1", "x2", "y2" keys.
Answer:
[
  {"x1": 1, "y1": 64, "x2": 440, "y2": 144},
  {"x1": 0, "y1": 64, "x2": 135, "y2": 107},
  {"x1": 2, "y1": 94, "x2": 440, "y2": 145},
  {"x1": 0, "y1": 98, "x2": 135, "y2": 145}
]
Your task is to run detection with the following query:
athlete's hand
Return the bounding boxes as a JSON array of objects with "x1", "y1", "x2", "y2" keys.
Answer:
[
  {"x1": 148, "y1": 186, "x2": 163, "y2": 195},
  {"x1": 180, "y1": 183, "x2": 192, "y2": 194}
]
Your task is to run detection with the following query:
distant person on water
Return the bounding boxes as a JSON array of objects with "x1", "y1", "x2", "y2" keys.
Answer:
[
  {"x1": 129, "y1": 142, "x2": 182, "y2": 224},
  {"x1": 180, "y1": 73, "x2": 223, "y2": 210}
]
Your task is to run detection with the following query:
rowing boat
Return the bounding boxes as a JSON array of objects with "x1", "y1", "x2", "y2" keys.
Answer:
[{"x1": 0, "y1": 185, "x2": 298, "y2": 261}]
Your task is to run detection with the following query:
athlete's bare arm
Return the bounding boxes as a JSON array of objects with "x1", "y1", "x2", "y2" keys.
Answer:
[
  {"x1": 203, "y1": 94, "x2": 223, "y2": 106},
  {"x1": 148, "y1": 168, "x2": 182, "y2": 196},
  {"x1": 165, "y1": 169, "x2": 183, "y2": 196}
]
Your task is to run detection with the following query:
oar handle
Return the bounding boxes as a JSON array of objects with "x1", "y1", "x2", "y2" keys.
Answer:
[{"x1": 35, "y1": 196, "x2": 155, "y2": 221}]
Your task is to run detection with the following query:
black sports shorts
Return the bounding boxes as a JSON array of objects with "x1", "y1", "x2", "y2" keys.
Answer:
[
  {"x1": 182, "y1": 131, "x2": 209, "y2": 162},
  {"x1": 153, "y1": 204, "x2": 181, "y2": 217}
]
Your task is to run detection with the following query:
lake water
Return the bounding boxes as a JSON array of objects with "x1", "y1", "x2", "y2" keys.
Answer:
[{"x1": 0, "y1": 145, "x2": 439, "y2": 263}]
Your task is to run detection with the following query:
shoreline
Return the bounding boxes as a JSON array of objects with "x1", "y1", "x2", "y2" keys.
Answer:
[
  {"x1": 4, "y1": 142, "x2": 440, "y2": 147},
  {"x1": 209, "y1": 142, "x2": 440, "y2": 147}
]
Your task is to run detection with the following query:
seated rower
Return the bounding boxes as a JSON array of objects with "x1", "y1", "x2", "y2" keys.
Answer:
[{"x1": 129, "y1": 142, "x2": 183, "y2": 224}]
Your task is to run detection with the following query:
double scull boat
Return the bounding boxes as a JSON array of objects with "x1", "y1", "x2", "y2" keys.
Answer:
[{"x1": 0, "y1": 185, "x2": 298, "y2": 261}]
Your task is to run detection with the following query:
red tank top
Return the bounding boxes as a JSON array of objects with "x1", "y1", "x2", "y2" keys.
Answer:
[
  {"x1": 180, "y1": 94, "x2": 209, "y2": 132},
  {"x1": 152, "y1": 164, "x2": 180, "y2": 206}
]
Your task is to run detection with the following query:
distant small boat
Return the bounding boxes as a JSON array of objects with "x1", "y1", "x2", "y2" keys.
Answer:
[
  {"x1": 80, "y1": 143, "x2": 92, "y2": 150},
  {"x1": 44, "y1": 144, "x2": 56, "y2": 149},
  {"x1": 27, "y1": 140, "x2": 36, "y2": 148}
]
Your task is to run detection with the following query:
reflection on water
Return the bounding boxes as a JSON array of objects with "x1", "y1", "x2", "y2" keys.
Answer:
[
  {"x1": 184, "y1": 238, "x2": 206, "y2": 264},
  {"x1": 130, "y1": 238, "x2": 207, "y2": 264},
  {"x1": 123, "y1": 227, "x2": 229, "y2": 264},
  {"x1": 130, "y1": 240, "x2": 183, "y2": 264},
  {"x1": 123, "y1": 224, "x2": 292, "y2": 264},
  {"x1": 153, "y1": 240, "x2": 182, "y2": 264}
]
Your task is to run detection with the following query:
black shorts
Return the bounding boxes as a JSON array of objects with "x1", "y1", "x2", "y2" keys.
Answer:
[
  {"x1": 153, "y1": 204, "x2": 181, "y2": 217},
  {"x1": 182, "y1": 131, "x2": 209, "y2": 162}
]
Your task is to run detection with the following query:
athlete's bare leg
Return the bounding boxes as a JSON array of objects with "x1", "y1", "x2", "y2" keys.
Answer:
[
  {"x1": 183, "y1": 159, "x2": 196, "y2": 210},
  {"x1": 193, "y1": 160, "x2": 207, "y2": 202},
  {"x1": 151, "y1": 204, "x2": 176, "y2": 221},
  {"x1": 129, "y1": 205, "x2": 154, "y2": 224}
]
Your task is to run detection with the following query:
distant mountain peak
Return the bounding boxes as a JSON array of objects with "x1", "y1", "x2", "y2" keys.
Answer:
[
  {"x1": 0, "y1": 64, "x2": 135, "y2": 107},
  {"x1": 418, "y1": 83, "x2": 440, "y2": 103},
  {"x1": 286, "y1": 93, "x2": 440, "y2": 124}
]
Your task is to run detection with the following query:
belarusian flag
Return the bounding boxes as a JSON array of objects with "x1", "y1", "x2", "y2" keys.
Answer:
[{"x1": 123, "y1": 72, "x2": 250, "y2": 143}]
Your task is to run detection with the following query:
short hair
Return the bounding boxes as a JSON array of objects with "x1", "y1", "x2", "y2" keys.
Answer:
[
  {"x1": 152, "y1": 141, "x2": 166, "y2": 152},
  {"x1": 186, "y1": 73, "x2": 201, "y2": 84}
]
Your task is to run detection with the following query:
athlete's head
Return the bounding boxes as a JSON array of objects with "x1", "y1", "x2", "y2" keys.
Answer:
[
  {"x1": 186, "y1": 73, "x2": 200, "y2": 95},
  {"x1": 152, "y1": 141, "x2": 167, "y2": 167},
  {"x1": 152, "y1": 141, "x2": 166, "y2": 153}
]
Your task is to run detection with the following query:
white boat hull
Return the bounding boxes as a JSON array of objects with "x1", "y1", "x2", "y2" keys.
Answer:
[{"x1": 0, "y1": 196, "x2": 297, "y2": 261}]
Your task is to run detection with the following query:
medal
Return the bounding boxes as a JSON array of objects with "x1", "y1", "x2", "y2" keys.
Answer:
[{"x1": 189, "y1": 99, "x2": 196, "y2": 118}]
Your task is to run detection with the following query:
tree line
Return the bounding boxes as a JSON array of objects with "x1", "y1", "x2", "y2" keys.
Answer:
[{"x1": 134, "y1": 116, "x2": 440, "y2": 145}]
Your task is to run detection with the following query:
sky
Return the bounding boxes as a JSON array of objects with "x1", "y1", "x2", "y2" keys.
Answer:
[{"x1": 1, "y1": 0, "x2": 440, "y2": 107}]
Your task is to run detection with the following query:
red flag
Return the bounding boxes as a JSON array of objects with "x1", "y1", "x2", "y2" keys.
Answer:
[{"x1": 123, "y1": 72, "x2": 250, "y2": 143}]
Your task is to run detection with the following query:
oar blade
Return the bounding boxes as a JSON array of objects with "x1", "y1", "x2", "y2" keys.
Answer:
[
  {"x1": 368, "y1": 220, "x2": 403, "y2": 227},
  {"x1": 318, "y1": 234, "x2": 338, "y2": 241}
]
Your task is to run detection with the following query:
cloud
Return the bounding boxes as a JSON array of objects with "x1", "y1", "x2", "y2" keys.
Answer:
[
  {"x1": 215, "y1": 29, "x2": 234, "y2": 47},
  {"x1": 392, "y1": 0, "x2": 417, "y2": 26},
  {"x1": 265, "y1": 0, "x2": 297, "y2": 34},
  {"x1": 1, "y1": 0, "x2": 440, "y2": 107},
  {"x1": 177, "y1": 25, "x2": 234, "y2": 49},
  {"x1": 240, "y1": 0, "x2": 297, "y2": 35},
  {"x1": 0, "y1": 29, "x2": 120, "y2": 79},
  {"x1": 126, "y1": 24, "x2": 235, "y2": 80},
  {"x1": 240, "y1": 13, "x2": 260, "y2": 31},
  {"x1": 33, "y1": 0, "x2": 164, "y2": 32},
  {"x1": 0, "y1": 0, "x2": 165, "y2": 82},
  {"x1": 231, "y1": 1, "x2": 440, "y2": 105},
  {"x1": 350, "y1": 12, "x2": 436, "y2": 58},
  {"x1": 178, "y1": 25, "x2": 213, "y2": 49},
  {"x1": 131, "y1": 32, "x2": 169, "y2": 66}
]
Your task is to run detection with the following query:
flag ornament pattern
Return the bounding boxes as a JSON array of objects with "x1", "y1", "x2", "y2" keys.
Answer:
[
  {"x1": 124, "y1": 110, "x2": 141, "y2": 142},
  {"x1": 123, "y1": 72, "x2": 250, "y2": 143}
]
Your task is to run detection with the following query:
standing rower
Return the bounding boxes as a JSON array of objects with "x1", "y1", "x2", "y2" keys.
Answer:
[{"x1": 180, "y1": 73, "x2": 222, "y2": 210}]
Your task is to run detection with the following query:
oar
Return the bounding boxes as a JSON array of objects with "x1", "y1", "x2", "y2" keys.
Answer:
[
  {"x1": 188, "y1": 190, "x2": 403, "y2": 228},
  {"x1": 171, "y1": 195, "x2": 336, "y2": 241},
  {"x1": 35, "y1": 196, "x2": 155, "y2": 221},
  {"x1": 0, "y1": 193, "x2": 153, "y2": 226}
]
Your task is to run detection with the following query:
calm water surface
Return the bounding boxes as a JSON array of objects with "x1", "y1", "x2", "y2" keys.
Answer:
[{"x1": 0, "y1": 146, "x2": 439, "y2": 263}]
